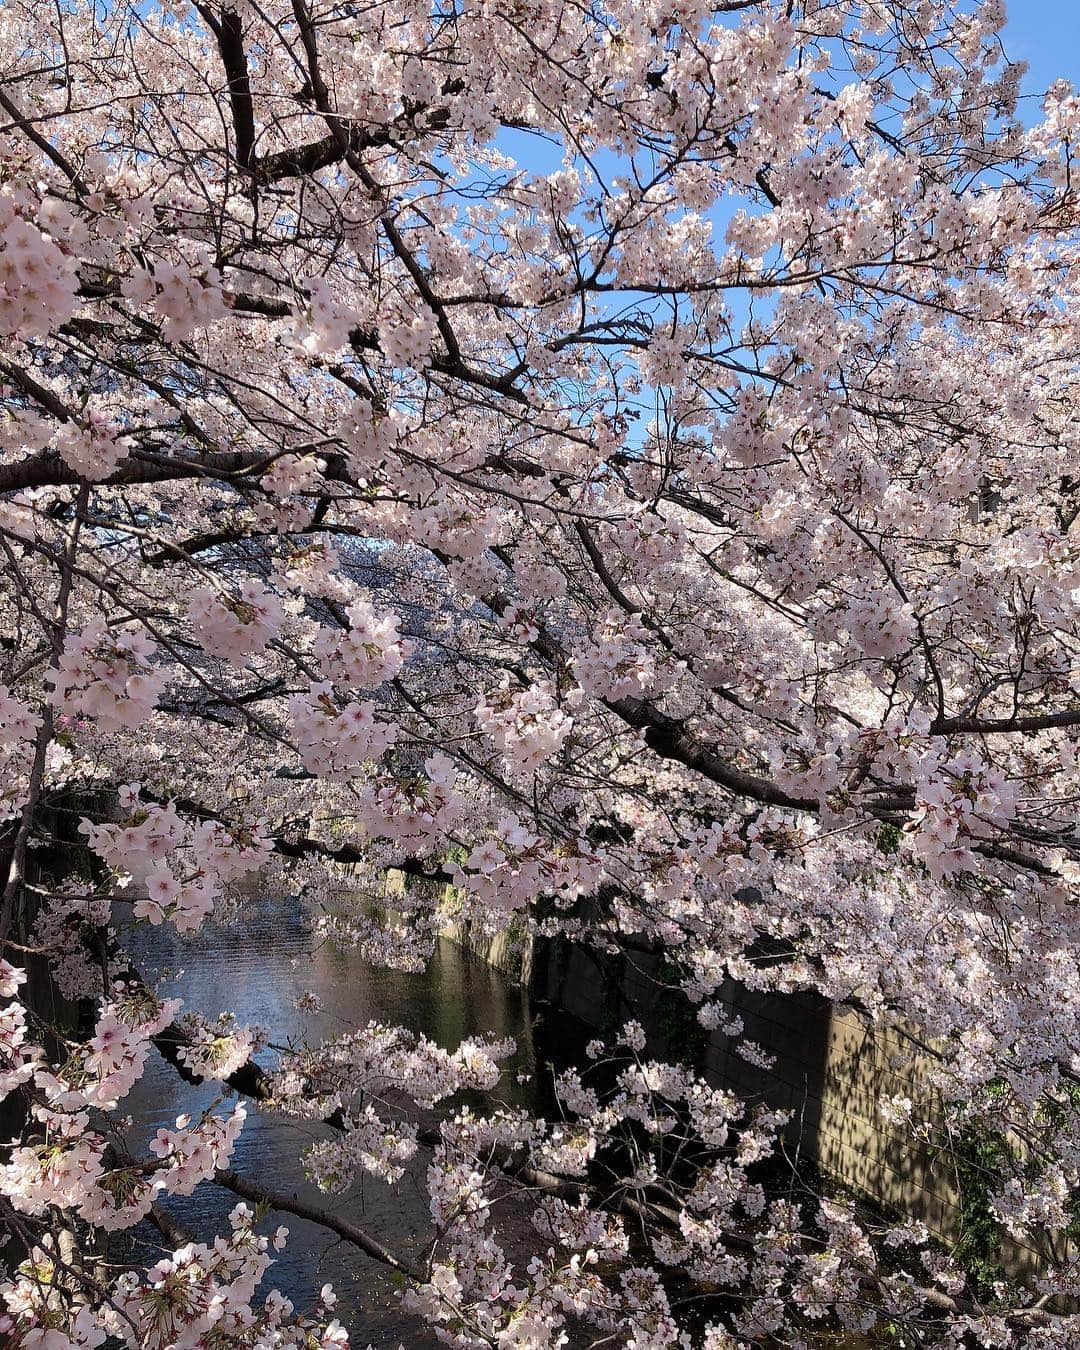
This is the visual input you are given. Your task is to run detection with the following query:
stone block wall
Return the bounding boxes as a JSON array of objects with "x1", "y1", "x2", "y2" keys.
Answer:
[
  {"x1": 526, "y1": 935, "x2": 1062, "y2": 1279},
  {"x1": 375, "y1": 872, "x2": 1064, "y2": 1279}
]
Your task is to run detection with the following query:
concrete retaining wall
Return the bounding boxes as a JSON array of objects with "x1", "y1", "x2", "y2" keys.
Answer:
[
  {"x1": 376, "y1": 871, "x2": 1061, "y2": 1279},
  {"x1": 525, "y1": 935, "x2": 1059, "y2": 1280}
]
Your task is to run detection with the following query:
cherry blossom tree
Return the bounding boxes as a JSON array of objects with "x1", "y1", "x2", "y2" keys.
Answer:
[{"x1": 0, "y1": 0, "x2": 1079, "y2": 1344}]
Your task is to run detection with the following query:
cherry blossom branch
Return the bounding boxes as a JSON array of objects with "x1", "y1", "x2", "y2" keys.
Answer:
[{"x1": 212, "y1": 1169, "x2": 424, "y2": 1279}]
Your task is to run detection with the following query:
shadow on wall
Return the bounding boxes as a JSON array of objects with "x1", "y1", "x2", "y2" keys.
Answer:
[
  {"x1": 386, "y1": 868, "x2": 1066, "y2": 1284},
  {"x1": 526, "y1": 930, "x2": 1062, "y2": 1285}
]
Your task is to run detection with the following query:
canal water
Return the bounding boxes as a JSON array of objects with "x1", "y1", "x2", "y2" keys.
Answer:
[{"x1": 119, "y1": 894, "x2": 558, "y2": 1346}]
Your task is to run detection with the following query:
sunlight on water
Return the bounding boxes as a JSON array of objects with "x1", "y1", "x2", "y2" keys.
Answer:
[{"x1": 118, "y1": 894, "x2": 544, "y2": 1345}]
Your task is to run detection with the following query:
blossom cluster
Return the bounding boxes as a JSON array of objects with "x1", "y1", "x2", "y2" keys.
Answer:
[
  {"x1": 0, "y1": 184, "x2": 78, "y2": 339},
  {"x1": 0, "y1": 1205, "x2": 348, "y2": 1350},
  {"x1": 475, "y1": 679, "x2": 573, "y2": 773},
  {"x1": 48, "y1": 618, "x2": 165, "y2": 731},
  {"x1": 120, "y1": 258, "x2": 229, "y2": 340},
  {"x1": 79, "y1": 796, "x2": 271, "y2": 930},
  {"x1": 0, "y1": 687, "x2": 42, "y2": 823},
  {"x1": 287, "y1": 683, "x2": 398, "y2": 775},
  {"x1": 312, "y1": 598, "x2": 412, "y2": 689},
  {"x1": 174, "y1": 1010, "x2": 267, "y2": 1082},
  {"x1": 188, "y1": 581, "x2": 285, "y2": 667},
  {"x1": 51, "y1": 410, "x2": 133, "y2": 481}
]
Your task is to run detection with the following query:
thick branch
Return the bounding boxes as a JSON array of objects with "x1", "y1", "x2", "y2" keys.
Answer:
[
  {"x1": 215, "y1": 8, "x2": 257, "y2": 168},
  {"x1": 932, "y1": 709, "x2": 1080, "y2": 735},
  {"x1": 213, "y1": 1168, "x2": 424, "y2": 1278}
]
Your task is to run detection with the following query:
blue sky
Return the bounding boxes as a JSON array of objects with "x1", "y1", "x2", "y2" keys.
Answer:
[
  {"x1": 1004, "y1": 0, "x2": 1080, "y2": 109},
  {"x1": 496, "y1": 3, "x2": 1080, "y2": 177}
]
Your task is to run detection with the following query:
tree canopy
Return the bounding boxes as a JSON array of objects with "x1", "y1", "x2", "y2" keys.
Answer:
[{"x1": 0, "y1": 0, "x2": 1078, "y2": 1346}]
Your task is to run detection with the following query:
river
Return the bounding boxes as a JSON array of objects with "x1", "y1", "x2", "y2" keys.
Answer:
[{"x1": 119, "y1": 894, "x2": 561, "y2": 1346}]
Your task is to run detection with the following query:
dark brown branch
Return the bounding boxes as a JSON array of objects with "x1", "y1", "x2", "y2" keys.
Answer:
[
  {"x1": 0, "y1": 89, "x2": 90, "y2": 195},
  {"x1": 0, "y1": 447, "x2": 269, "y2": 495},
  {"x1": 605, "y1": 695, "x2": 819, "y2": 810},
  {"x1": 932, "y1": 709, "x2": 1080, "y2": 734},
  {"x1": 213, "y1": 1169, "x2": 424, "y2": 1278},
  {"x1": 212, "y1": 8, "x2": 257, "y2": 169}
]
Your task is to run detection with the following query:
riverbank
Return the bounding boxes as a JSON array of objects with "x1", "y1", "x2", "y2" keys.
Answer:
[{"x1": 425, "y1": 881, "x2": 1060, "y2": 1289}]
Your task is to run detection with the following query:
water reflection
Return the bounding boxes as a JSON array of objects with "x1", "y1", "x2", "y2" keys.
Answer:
[{"x1": 119, "y1": 895, "x2": 548, "y2": 1346}]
